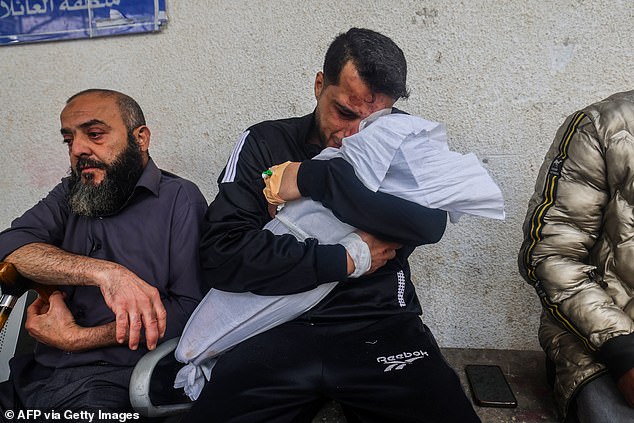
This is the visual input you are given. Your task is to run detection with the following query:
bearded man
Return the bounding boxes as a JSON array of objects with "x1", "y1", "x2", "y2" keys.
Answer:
[{"x1": 0, "y1": 89, "x2": 207, "y2": 417}]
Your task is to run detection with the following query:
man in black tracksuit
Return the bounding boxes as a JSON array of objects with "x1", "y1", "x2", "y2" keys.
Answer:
[{"x1": 189, "y1": 28, "x2": 480, "y2": 423}]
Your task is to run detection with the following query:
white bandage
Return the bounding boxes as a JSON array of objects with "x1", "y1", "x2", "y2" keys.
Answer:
[{"x1": 338, "y1": 232, "x2": 371, "y2": 278}]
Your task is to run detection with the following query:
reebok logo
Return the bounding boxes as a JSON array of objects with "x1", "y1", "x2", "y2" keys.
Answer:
[{"x1": 376, "y1": 350, "x2": 429, "y2": 372}]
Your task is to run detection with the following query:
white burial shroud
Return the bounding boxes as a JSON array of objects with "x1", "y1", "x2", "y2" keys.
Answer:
[{"x1": 174, "y1": 112, "x2": 505, "y2": 400}]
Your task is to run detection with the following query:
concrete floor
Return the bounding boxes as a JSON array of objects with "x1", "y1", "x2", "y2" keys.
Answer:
[
  {"x1": 311, "y1": 348, "x2": 559, "y2": 423},
  {"x1": 444, "y1": 348, "x2": 559, "y2": 423}
]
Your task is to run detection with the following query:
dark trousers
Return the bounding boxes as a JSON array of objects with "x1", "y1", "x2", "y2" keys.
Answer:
[
  {"x1": 0, "y1": 354, "x2": 134, "y2": 423},
  {"x1": 187, "y1": 313, "x2": 480, "y2": 423}
]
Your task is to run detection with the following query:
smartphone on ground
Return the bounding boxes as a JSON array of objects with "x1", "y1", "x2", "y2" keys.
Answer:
[{"x1": 465, "y1": 364, "x2": 518, "y2": 408}]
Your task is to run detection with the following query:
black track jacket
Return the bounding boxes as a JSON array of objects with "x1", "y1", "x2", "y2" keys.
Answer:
[{"x1": 199, "y1": 111, "x2": 447, "y2": 321}]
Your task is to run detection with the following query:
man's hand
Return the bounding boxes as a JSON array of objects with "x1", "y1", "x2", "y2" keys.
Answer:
[
  {"x1": 356, "y1": 230, "x2": 401, "y2": 274},
  {"x1": 277, "y1": 162, "x2": 301, "y2": 201},
  {"x1": 96, "y1": 264, "x2": 166, "y2": 351},
  {"x1": 25, "y1": 291, "x2": 78, "y2": 351},
  {"x1": 6, "y1": 243, "x2": 166, "y2": 351},
  {"x1": 263, "y1": 162, "x2": 301, "y2": 204},
  {"x1": 26, "y1": 291, "x2": 129, "y2": 353},
  {"x1": 618, "y1": 368, "x2": 634, "y2": 407}
]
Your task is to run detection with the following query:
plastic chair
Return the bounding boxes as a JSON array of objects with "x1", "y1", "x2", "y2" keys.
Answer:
[
  {"x1": 0, "y1": 291, "x2": 36, "y2": 382},
  {"x1": 129, "y1": 337, "x2": 193, "y2": 418}
]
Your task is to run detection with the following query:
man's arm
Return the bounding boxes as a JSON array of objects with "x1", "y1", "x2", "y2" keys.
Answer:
[
  {"x1": 518, "y1": 112, "x2": 634, "y2": 403},
  {"x1": 159, "y1": 183, "x2": 208, "y2": 341},
  {"x1": 25, "y1": 291, "x2": 121, "y2": 352},
  {"x1": 295, "y1": 159, "x2": 447, "y2": 245},
  {"x1": 204, "y1": 129, "x2": 443, "y2": 296},
  {"x1": 201, "y1": 130, "x2": 351, "y2": 296},
  {"x1": 0, "y1": 181, "x2": 164, "y2": 351},
  {"x1": 16, "y1": 179, "x2": 206, "y2": 356},
  {"x1": 5, "y1": 243, "x2": 165, "y2": 351}
]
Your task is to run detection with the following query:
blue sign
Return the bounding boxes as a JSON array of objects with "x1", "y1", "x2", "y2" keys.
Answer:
[{"x1": 0, "y1": 0, "x2": 166, "y2": 45}]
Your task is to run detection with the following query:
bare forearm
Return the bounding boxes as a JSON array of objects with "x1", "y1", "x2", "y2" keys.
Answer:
[
  {"x1": 47, "y1": 322, "x2": 121, "y2": 353},
  {"x1": 10, "y1": 244, "x2": 165, "y2": 351},
  {"x1": 5, "y1": 242, "x2": 118, "y2": 287},
  {"x1": 26, "y1": 294, "x2": 123, "y2": 352},
  {"x1": 68, "y1": 322, "x2": 122, "y2": 352}
]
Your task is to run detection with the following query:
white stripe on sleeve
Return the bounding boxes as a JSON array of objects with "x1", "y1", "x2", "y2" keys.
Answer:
[{"x1": 221, "y1": 130, "x2": 250, "y2": 183}]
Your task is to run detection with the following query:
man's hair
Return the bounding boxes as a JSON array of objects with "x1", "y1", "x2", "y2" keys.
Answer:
[
  {"x1": 66, "y1": 89, "x2": 146, "y2": 132},
  {"x1": 323, "y1": 28, "x2": 409, "y2": 100}
]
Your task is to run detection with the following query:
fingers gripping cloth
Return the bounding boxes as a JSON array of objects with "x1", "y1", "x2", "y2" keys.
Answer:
[{"x1": 262, "y1": 161, "x2": 292, "y2": 205}]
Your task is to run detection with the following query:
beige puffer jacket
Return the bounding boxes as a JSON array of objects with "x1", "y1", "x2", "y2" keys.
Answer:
[{"x1": 519, "y1": 90, "x2": 634, "y2": 419}]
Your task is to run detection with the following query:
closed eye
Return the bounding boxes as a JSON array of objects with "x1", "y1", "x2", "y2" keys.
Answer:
[{"x1": 335, "y1": 104, "x2": 359, "y2": 120}]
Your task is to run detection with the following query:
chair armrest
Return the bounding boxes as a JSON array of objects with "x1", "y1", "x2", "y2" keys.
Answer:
[{"x1": 129, "y1": 337, "x2": 193, "y2": 418}]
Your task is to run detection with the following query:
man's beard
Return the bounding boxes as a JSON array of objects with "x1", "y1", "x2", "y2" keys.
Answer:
[
  {"x1": 68, "y1": 133, "x2": 144, "y2": 217},
  {"x1": 313, "y1": 106, "x2": 329, "y2": 149}
]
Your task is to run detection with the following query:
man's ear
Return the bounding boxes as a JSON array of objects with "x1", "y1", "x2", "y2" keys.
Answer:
[
  {"x1": 314, "y1": 71, "x2": 324, "y2": 100},
  {"x1": 135, "y1": 126, "x2": 151, "y2": 152}
]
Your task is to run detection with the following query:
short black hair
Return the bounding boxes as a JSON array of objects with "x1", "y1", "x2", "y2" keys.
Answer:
[
  {"x1": 66, "y1": 88, "x2": 146, "y2": 133},
  {"x1": 323, "y1": 28, "x2": 409, "y2": 100}
]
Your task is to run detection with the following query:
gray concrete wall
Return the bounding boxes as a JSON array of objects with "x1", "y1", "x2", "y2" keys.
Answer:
[{"x1": 2, "y1": 0, "x2": 633, "y2": 350}]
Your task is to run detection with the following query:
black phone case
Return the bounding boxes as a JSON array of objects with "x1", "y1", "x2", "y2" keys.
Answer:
[{"x1": 465, "y1": 364, "x2": 518, "y2": 408}]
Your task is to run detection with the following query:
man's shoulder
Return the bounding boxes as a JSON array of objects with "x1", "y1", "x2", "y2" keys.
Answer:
[
  {"x1": 44, "y1": 177, "x2": 73, "y2": 200},
  {"x1": 587, "y1": 90, "x2": 634, "y2": 118},
  {"x1": 246, "y1": 113, "x2": 313, "y2": 143},
  {"x1": 582, "y1": 90, "x2": 634, "y2": 142},
  {"x1": 157, "y1": 170, "x2": 207, "y2": 205}
]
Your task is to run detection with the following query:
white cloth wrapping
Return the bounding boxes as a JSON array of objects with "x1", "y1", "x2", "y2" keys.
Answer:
[{"x1": 174, "y1": 113, "x2": 505, "y2": 400}]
